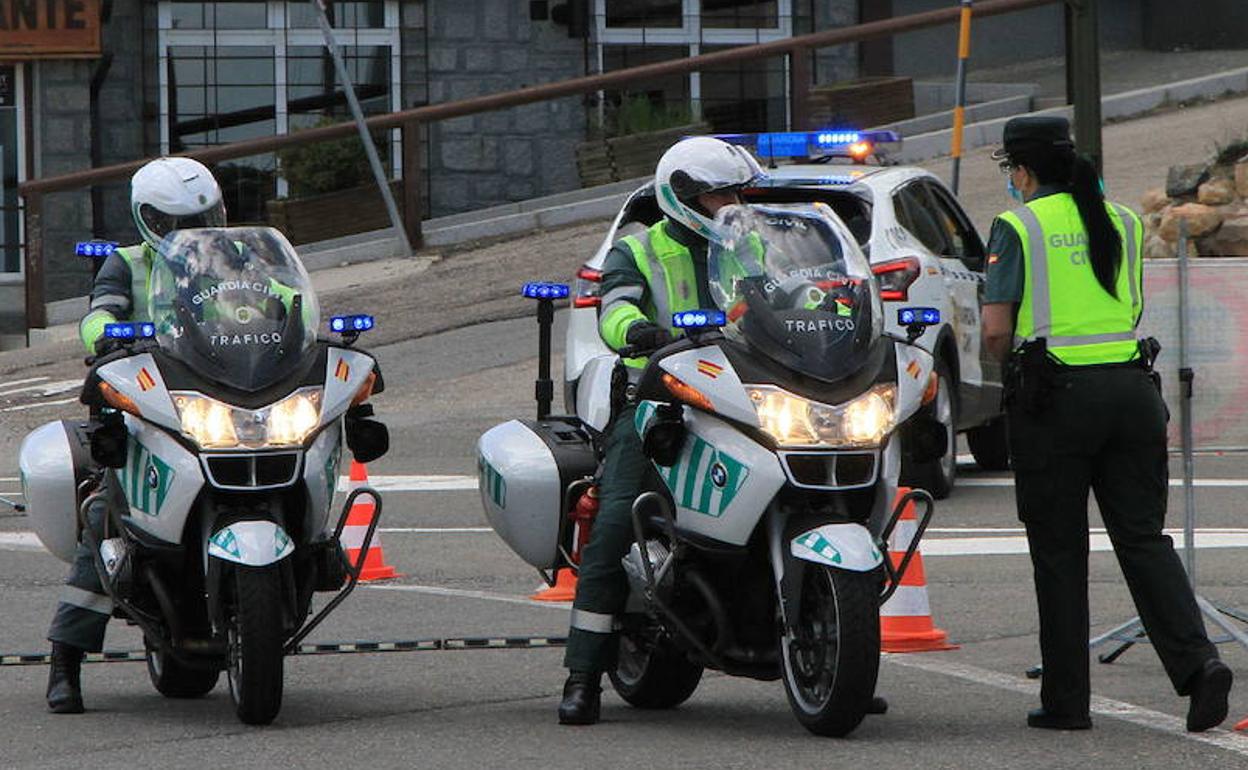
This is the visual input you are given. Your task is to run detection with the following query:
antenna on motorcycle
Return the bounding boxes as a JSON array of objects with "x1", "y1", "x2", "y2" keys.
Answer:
[
  {"x1": 329, "y1": 314, "x2": 375, "y2": 347},
  {"x1": 520, "y1": 282, "x2": 570, "y2": 420}
]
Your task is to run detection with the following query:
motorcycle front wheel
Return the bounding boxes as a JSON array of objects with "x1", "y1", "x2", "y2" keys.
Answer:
[
  {"x1": 609, "y1": 624, "x2": 703, "y2": 709},
  {"x1": 779, "y1": 565, "x2": 880, "y2": 737},
  {"x1": 226, "y1": 566, "x2": 285, "y2": 725},
  {"x1": 145, "y1": 639, "x2": 220, "y2": 698}
]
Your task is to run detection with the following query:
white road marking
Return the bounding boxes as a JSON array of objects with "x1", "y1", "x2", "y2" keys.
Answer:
[
  {"x1": 337, "y1": 474, "x2": 478, "y2": 492},
  {"x1": 959, "y1": 477, "x2": 1248, "y2": 488},
  {"x1": 0, "y1": 379, "x2": 81, "y2": 398},
  {"x1": 381, "y1": 527, "x2": 493, "y2": 534},
  {"x1": 360, "y1": 582, "x2": 570, "y2": 610},
  {"x1": 921, "y1": 532, "x2": 1248, "y2": 557},
  {"x1": 886, "y1": 655, "x2": 1248, "y2": 757},
  {"x1": 0, "y1": 397, "x2": 79, "y2": 413},
  {"x1": 0, "y1": 532, "x2": 43, "y2": 551},
  {"x1": 0, "y1": 376, "x2": 48, "y2": 391}
]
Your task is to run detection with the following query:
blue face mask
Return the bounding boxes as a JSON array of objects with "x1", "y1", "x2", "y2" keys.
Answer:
[{"x1": 1006, "y1": 176, "x2": 1024, "y2": 202}]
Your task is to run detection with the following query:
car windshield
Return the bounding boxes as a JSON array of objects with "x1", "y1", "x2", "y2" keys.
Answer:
[
  {"x1": 148, "y1": 227, "x2": 320, "y2": 393},
  {"x1": 707, "y1": 203, "x2": 883, "y2": 383}
]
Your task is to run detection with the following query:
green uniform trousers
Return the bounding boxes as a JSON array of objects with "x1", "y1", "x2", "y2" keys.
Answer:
[
  {"x1": 1007, "y1": 365, "x2": 1216, "y2": 716},
  {"x1": 564, "y1": 405, "x2": 650, "y2": 673}
]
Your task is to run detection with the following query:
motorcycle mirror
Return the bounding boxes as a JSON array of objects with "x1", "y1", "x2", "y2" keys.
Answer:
[
  {"x1": 903, "y1": 416, "x2": 947, "y2": 464},
  {"x1": 346, "y1": 417, "x2": 389, "y2": 464}
]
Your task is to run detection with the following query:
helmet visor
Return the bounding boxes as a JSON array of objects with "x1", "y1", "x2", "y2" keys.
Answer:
[{"x1": 139, "y1": 201, "x2": 227, "y2": 242}]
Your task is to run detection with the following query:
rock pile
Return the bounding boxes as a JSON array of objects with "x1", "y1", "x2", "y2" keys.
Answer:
[{"x1": 1141, "y1": 155, "x2": 1248, "y2": 259}]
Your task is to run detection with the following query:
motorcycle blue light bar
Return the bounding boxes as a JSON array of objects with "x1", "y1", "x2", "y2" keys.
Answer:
[
  {"x1": 672, "y1": 310, "x2": 726, "y2": 329},
  {"x1": 75, "y1": 241, "x2": 118, "y2": 258},
  {"x1": 897, "y1": 307, "x2": 941, "y2": 326},
  {"x1": 713, "y1": 130, "x2": 901, "y2": 159},
  {"x1": 521, "y1": 282, "x2": 570, "y2": 300},
  {"x1": 330, "y1": 314, "x2": 375, "y2": 333},
  {"x1": 103, "y1": 322, "x2": 156, "y2": 339}
]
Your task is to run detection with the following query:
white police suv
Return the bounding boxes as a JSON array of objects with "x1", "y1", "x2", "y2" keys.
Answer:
[{"x1": 564, "y1": 130, "x2": 1006, "y2": 497}]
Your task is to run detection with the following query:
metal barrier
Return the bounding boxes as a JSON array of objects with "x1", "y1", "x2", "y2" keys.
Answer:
[{"x1": 18, "y1": 0, "x2": 1069, "y2": 333}]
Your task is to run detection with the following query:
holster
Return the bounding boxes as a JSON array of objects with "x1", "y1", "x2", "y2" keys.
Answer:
[
  {"x1": 1139, "y1": 336, "x2": 1163, "y2": 395},
  {"x1": 1004, "y1": 338, "x2": 1056, "y2": 416}
]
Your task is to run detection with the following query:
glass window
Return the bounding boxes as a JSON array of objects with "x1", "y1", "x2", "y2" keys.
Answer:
[
  {"x1": 702, "y1": 0, "x2": 778, "y2": 29},
  {"x1": 168, "y1": 46, "x2": 277, "y2": 222},
  {"x1": 922, "y1": 181, "x2": 986, "y2": 268},
  {"x1": 604, "y1": 0, "x2": 683, "y2": 28},
  {"x1": 287, "y1": 0, "x2": 386, "y2": 29},
  {"x1": 893, "y1": 184, "x2": 953, "y2": 257},
  {"x1": 169, "y1": 1, "x2": 267, "y2": 30},
  {"x1": 699, "y1": 45, "x2": 785, "y2": 132}
]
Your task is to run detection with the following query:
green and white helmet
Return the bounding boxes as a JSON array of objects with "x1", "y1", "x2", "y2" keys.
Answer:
[
  {"x1": 130, "y1": 157, "x2": 226, "y2": 252},
  {"x1": 654, "y1": 136, "x2": 765, "y2": 243}
]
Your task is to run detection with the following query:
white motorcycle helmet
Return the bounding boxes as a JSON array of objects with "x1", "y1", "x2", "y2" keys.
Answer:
[
  {"x1": 130, "y1": 157, "x2": 227, "y2": 251},
  {"x1": 654, "y1": 136, "x2": 765, "y2": 243}
]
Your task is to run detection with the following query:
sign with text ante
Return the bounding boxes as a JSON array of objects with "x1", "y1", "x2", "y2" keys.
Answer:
[{"x1": 0, "y1": 0, "x2": 101, "y2": 59}]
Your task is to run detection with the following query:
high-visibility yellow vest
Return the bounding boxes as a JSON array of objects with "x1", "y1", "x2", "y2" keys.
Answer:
[
  {"x1": 79, "y1": 244, "x2": 154, "y2": 352},
  {"x1": 599, "y1": 221, "x2": 703, "y2": 367},
  {"x1": 999, "y1": 193, "x2": 1143, "y2": 365}
]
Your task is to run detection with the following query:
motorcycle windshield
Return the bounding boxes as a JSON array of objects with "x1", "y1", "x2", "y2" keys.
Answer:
[
  {"x1": 148, "y1": 227, "x2": 320, "y2": 392},
  {"x1": 708, "y1": 204, "x2": 883, "y2": 383}
]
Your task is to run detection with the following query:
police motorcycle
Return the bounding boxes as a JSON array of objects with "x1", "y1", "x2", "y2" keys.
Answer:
[
  {"x1": 478, "y1": 204, "x2": 943, "y2": 736},
  {"x1": 20, "y1": 227, "x2": 388, "y2": 725}
]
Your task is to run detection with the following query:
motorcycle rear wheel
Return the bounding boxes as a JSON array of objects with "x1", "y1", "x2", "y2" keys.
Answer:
[
  {"x1": 226, "y1": 566, "x2": 285, "y2": 725},
  {"x1": 145, "y1": 639, "x2": 220, "y2": 698},
  {"x1": 779, "y1": 565, "x2": 879, "y2": 737},
  {"x1": 609, "y1": 627, "x2": 703, "y2": 709}
]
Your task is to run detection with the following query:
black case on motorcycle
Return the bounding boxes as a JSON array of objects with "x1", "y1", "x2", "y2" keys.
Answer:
[{"x1": 524, "y1": 416, "x2": 597, "y2": 507}]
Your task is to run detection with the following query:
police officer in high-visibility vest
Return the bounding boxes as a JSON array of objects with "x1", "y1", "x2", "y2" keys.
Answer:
[
  {"x1": 982, "y1": 116, "x2": 1232, "y2": 733},
  {"x1": 557, "y1": 137, "x2": 765, "y2": 725},
  {"x1": 45, "y1": 157, "x2": 226, "y2": 714}
]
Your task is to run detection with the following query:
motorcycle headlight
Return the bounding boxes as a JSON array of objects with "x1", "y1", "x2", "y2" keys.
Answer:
[
  {"x1": 173, "y1": 388, "x2": 323, "y2": 449},
  {"x1": 745, "y1": 384, "x2": 896, "y2": 448}
]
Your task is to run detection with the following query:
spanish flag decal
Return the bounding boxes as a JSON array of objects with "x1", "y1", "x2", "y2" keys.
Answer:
[
  {"x1": 906, "y1": 360, "x2": 922, "y2": 380},
  {"x1": 335, "y1": 359, "x2": 350, "y2": 382},
  {"x1": 696, "y1": 359, "x2": 724, "y2": 379},
  {"x1": 137, "y1": 368, "x2": 156, "y2": 392}
]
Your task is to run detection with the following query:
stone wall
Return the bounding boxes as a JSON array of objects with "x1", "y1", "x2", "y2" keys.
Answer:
[
  {"x1": 423, "y1": 0, "x2": 586, "y2": 217},
  {"x1": 1141, "y1": 156, "x2": 1248, "y2": 259},
  {"x1": 34, "y1": 0, "x2": 146, "y2": 304}
]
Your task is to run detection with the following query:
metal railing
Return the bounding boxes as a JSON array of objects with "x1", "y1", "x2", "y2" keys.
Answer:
[{"x1": 18, "y1": 0, "x2": 1063, "y2": 331}]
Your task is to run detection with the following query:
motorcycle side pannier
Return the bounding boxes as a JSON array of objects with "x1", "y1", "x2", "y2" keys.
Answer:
[
  {"x1": 19, "y1": 420, "x2": 96, "y2": 563},
  {"x1": 476, "y1": 417, "x2": 596, "y2": 570}
]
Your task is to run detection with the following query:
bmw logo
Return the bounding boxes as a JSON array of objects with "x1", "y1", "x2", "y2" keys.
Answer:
[
  {"x1": 710, "y1": 462, "x2": 728, "y2": 488},
  {"x1": 146, "y1": 466, "x2": 160, "y2": 490}
]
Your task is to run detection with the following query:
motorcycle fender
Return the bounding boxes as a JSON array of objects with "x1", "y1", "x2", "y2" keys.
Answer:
[
  {"x1": 790, "y1": 523, "x2": 883, "y2": 572},
  {"x1": 208, "y1": 520, "x2": 296, "y2": 567}
]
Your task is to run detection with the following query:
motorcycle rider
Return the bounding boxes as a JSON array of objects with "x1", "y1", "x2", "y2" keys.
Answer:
[{"x1": 46, "y1": 157, "x2": 226, "y2": 714}]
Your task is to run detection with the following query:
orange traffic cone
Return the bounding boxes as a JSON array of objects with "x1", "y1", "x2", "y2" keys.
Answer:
[
  {"x1": 342, "y1": 459, "x2": 397, "y2": 581},
  {"x1": 531, "y1": 568, "x2": 577, "y2": 602},
  {"x1": 880, "y1": 487, "x2": 957, "y2": 653}
]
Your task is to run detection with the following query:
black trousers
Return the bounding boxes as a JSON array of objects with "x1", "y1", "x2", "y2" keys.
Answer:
[{"x1": 1007, "y1": 365, "x2": 1217, "y2": 716}]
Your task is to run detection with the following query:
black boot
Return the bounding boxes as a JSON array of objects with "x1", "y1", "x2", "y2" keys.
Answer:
[
  {"x1": 46, "y1": 642, "x2": 85, "y2": 714},
  {"x1": 1187, "y1": 658, "x2": 1232, "y2": 733},
  {"x1": 558, "y1": 671, "x2": 602, "y2": 725},
  {"x1": 867, "y1": 695, "x2": 888, "y2": 715}
]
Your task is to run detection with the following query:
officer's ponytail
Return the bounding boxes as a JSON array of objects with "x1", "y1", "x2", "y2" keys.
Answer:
[
  {"x1": 1028, "y1": 149, "x2": 1122, "y2": 298},
  {"x1": 1069, "y1": 154, "x2": 1121, "y2": 298}
]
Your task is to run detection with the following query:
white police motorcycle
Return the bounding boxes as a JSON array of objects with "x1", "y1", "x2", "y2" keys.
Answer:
[
  {"x1": 20, "y1": 227, "x2": 388, "y2": 725},
  {"x1": 478, "y1": 205, "x2": 942, "y2": 736}
]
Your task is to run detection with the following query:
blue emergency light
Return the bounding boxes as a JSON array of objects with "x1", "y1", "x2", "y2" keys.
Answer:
[
  {"x1": 714, "y1": 130, "x2": 901, "y2": 161},
  {"x1": 76, "y1": 241, "x2": 118, "y2": 258},
  {"x1": 521, "y1": 282, "x2": 569, "y2": 300},
  {"x1": 330, "y1": 314, "x2": 375, "y2": 333},
  {"x1": 897, "y1": 307, "x2": 940, "y2": 326},
  {"x1": 672, "y1": 310, "x2": 726, "y2": 329},
  {"x1": 103, "y1": 322, "x2": 156, "y2": 340}
]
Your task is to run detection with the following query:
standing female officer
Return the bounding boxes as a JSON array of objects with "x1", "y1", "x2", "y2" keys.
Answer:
[{"x1": 981, "y1": 116, "x2": 1231, "y2": 732}]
